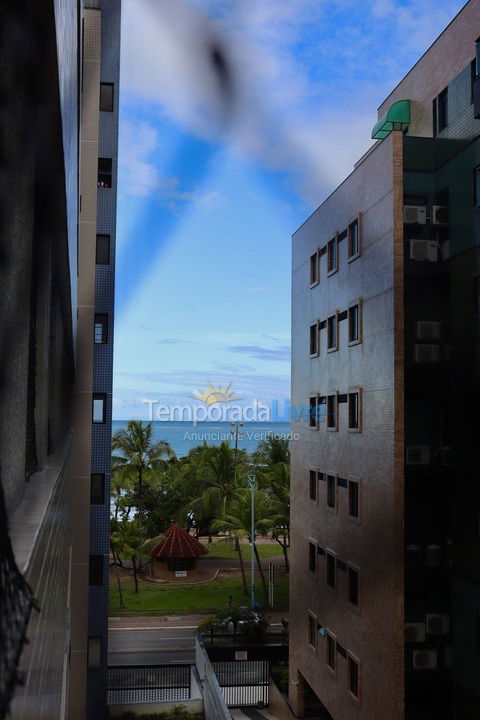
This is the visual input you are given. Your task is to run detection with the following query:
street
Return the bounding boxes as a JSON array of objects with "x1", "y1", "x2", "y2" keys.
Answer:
[{"x1": 108, "y1": 626, "x2": 196, "y2": 666}]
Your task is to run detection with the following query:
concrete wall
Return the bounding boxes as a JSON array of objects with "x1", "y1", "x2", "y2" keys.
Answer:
[{"x1": 289, "y1": 131, "x2": 404, "y2": 719}]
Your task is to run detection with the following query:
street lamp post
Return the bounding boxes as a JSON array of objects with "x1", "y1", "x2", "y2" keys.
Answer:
[
  {"x1": 230, "y1": 421, "x2": 244, "y2": 461},
  {"x1": 248, "y1": 473, "x2": 255, "y2": 610}
]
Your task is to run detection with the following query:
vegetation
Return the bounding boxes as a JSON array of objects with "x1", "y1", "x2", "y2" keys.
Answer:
[
  {"x1": 111, "y1": 705, "x2": 203, "y2": 720},
  {"x1": 270, "y1": 663, "x2": 289, "y2": 694}
]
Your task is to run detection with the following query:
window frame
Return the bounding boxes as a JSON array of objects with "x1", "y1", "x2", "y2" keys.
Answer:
[
  {"x1": 94, "y1": 313, "x2": 108, "y2": 344},
  {"x1": 348, "y1": 478, "x2": 361, "y2": 522},
  {"x1": 347, "y1": 652, "x2": 361, "y2": 700},
  {"x1": 347, "y1": 216, "x2": 361, "y2": 262},
  {"x1": 327, "y1": 234, "x2": 338, "y2": 276},
  {"x1": 97, "y1": 157, "x2": 113, "y2": 188},
  {"x1": 308, "y1": 612, "x2": 318, "y2": 652},
  {"x1": 326, "y1": 393, "x2": 338, "y2": 431},
  {"x1": 96, "y1": 233, "x2": 110, "y2": 264},
  {"x1": 348, "y1": 299, "x2": 362, "y2": 346},
  {"x1": 308, "y1": 540, "x2": 317, "y2": 576},
  {"x1": 309, "y1": 395, "x2": 319, "y2": 429},
  {"x1": 309, "y1": 469, "x2": 318, "y2": 503},
  {"x1": 309, "y1": 250, "x2": 320, "y2": 286},
  {"x1": 99, "y1": 81, "x2": 114, "y2": 112},
  {"x1": 327, "y1": 312, "x2": 338, "y2": 352},
  {"x1": 347, "y1": 563, "x2": 360, "y2": 609},
  {"x1": 309, "y1": 321, "x2": 319, "y2": 357},
  {"x1": 326, "y1": 474, "x2": 337, "y2": 513},
  {"x1": 90, "y1": 473, "x2": 105, "y2": 505},
  {"x1": 437, "y1": 87, "x2": 448, "y2": 132},
  {"x1": 326, "y1": 550, "x2": 336, "y2": 590},
  {"x1": 348, "y1": 389, "x2": 361, "y2": 432},
  {"x1": 92, "y1": 393, "x2": 107, "y2": 424},
  {"x1": 325, "y1": 631, "x2": 337, "y2": 676}
]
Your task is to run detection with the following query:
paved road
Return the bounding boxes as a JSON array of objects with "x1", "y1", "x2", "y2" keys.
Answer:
[{"x1": 108, "y1": 626, "x2": 196, "y2": 666}]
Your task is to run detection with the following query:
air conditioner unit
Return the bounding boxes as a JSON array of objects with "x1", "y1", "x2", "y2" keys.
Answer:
[
  {"x1": 432, "y1": 205, "x2": 449, "y2": 225},
  {"x1": 413, "y1": 649, "x2": 438, "y2": 670},
  {"x1": 414, "y1": 344, "x2": 440, "y2": 363},
  {"x1": 404, "y1": 206, "x2": 427, "y2": 224},
  {"x1": 405, "y1": 623, "x2": 426, "y2": 643},
  {"x1": 406, "y1": 446, "x2": 431, "y2": 465},
  {"x1": 409, "y1": 239, "x2": 438, "y2": 262},
  {"x1": 425, "y1": 544, "x2": 443, "y2": 567},
  {"x1": 426, "y1": 614, "x2": 450, "y2": 635},
  {"x1": 416, "y1": 321, "x2": 442, "y2": 340}
]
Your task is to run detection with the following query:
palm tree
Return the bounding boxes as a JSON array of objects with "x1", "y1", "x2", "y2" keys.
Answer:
[
  {"x1": 213, "y1": 489, "x2": 274, "y2": 603},
  {"x1": 112, "y1": 420, "x2": 174, "y2": 519},
  {"x1": 267, "y1": 462, "x2": 290, "y2": 572},
  {"x1": 111, "y1": 519, "x2": 145, "y2": 594},
  {"x1": 254, "y1": 435, "x2": 290, "y2": 467}
]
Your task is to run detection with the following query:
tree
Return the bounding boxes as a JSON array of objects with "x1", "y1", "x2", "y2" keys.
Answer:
[
  {"x1": 111, "y1": 519, "x2": 145, "y2": 594},
  {"x1": 267, "y1": 462, "x2": 290, "y2": 572},
  {"x1": 254, "y1": 435, "x2": 290, "y2": 468},
  {"x1": 112, "y1": 420, "x2": 174, "y2": 519},
  {"x1": 212, "y1": 489, "x2": 274, "y2": 603}
]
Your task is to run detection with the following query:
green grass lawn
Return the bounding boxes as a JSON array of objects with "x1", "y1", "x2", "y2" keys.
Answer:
[
  {"x1": 202, "y1": 539, "x2": 287, "y2": 560},
  {"x1": 109, "y1": 575, "x2": 289, "y2": 615}
]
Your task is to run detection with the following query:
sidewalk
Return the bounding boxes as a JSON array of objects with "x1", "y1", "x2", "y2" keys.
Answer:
[{"x1": 109, "y1": 611, "x2": 290, "y2": 630}]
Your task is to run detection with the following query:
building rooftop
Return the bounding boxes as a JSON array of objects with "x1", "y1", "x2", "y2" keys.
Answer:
[{"x1": 148, "y1": 524, "x2": 209, "y2": 559}]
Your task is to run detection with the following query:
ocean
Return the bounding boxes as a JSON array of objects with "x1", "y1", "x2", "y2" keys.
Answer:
[{"x1": 111, "y1": 420, "x2": 292, "y2": 458}]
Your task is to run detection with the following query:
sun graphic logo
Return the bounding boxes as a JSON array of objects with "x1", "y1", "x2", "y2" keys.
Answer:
[{"x1": 190, "y1": 381, "x2": 241, "y2": 406}]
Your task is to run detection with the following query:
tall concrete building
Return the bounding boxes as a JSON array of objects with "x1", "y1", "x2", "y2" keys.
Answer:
[
  {"x1": 289, "y1": 1, "x2": 480, "y2": 718},
  {"x1": 0, "y1": 1, "x2": 120, "y2": 719}
]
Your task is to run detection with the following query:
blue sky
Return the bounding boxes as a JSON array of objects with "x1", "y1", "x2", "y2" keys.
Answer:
[{"x1": 113, "y1": 0, "x2": 465, "y2": 420}]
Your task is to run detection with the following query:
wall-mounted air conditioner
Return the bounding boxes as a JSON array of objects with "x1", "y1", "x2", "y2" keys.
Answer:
[
  {"x1": 432, "y1": 205, "x2": 449, "y2": 225},
  {"x1": 425, "y1": 544, "x2": 443, "y2": 567},
  {"x1": 406, "y1": 446, "x2": 431, "y2": 465},
  {"x1": 404, "y1": 206, "x2": 427, "y2": 224},
  {"x1": 405, "y1": 623, "x2": 426, "y2": 642},
  {"x1": 426, "y1": 614, "x2": 450, "y2": 635},
  {"x1": 413, "y1": 649, "x2": 438, "y2": 670},
  {"x1": 414, "y1": 344, "x2": 440, "y2": 363},
  {"x1": 416, "y1": 321, "x2": 442, "y2": 340},
  {"x1": 409, "y1": 239, "x2": 438, "y2": 262}
]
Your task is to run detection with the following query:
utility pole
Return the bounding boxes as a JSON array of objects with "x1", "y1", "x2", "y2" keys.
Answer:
[
  {"x1": 230, "y1": 421, "x2": 244, "y2": 461},
  {"x1": 248, "y1": 473, "x2": 255, "y2": 610}
]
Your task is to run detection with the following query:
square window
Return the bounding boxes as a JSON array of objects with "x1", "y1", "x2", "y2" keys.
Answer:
[
  {"x1": 90, "y1": 473, "x2": 105, "y2": 504},
  {"x1": 89, "y1": 554, "x2": 104, "y2": 586},
  {"x1": 93, "y1": 393, "x2": 106, "y2": 424},
  {"x1": 308, "y1": 614, "x2": 317, "y2": 648},
  {"x1": 309, "y1": 542, "x2": 317, "y2": 574},
  {"x1": 348, "y1": 566, "x2": 359, "y2": 606},
  {"x1": 88, "y1": 637, "x2": 102, "y2": 669},
  {"x1": 327, "y1": 237, "x2": 338, "y2": 274},
  {"x1": 326, "y1": 632, "x2": 336, "y2": 670},
  {"x1": 326, "y1": 552, "x2": 336, "y2": 588},
  {"x1": 327, "y1": 315, "x2": 337, "y2": 350},
  {"x1": 348, "y1": 480, "x2": 359, "y2": 519},
  {"x1": 327, "y1": 475, "x2": 336, "y2": 510},
  {"x1": 348, "y1": 304, "x2": 360, "y2": 343},
  {"x1": 96, "y1": 234, "x2": 110, "y2": 264},
  {"x1": 348, "y1": 392, "x2": 360, "y2": 430},
  {"x1": 327, "y1": 395, "x2": 337, "y2": 430},
  {"x1": 348, "y1": 655, "x2": 359, "y2": 697},
  {"x1": 310, "y1": 323, "x2": 319, "y2": 356},
  {"x1": 94, "y1": 314, "x2": 108, "y2": 344},
  {"x1": 348, "y1": 219, "x2": 359, "y2": 259},
  {"x1": 309, "y1": 396, "x2": 318, "y2": 428},
  {"x1": 98, "y1": 157, "x2": 112, "y2": 188},
  {"x1": 100, "y1": 82, "x2": 114, "y2": 111},
  {"x1": 310, "y1": 251, "x2": 319, "y2": 285},
  {"x1": 309, "y1": 470, "x2": 317, "y2": 501}
]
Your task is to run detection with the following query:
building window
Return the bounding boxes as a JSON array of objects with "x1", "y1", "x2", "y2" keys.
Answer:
[
  {"x1": 310, "y1": 251, "x2": 319, "y2": 285},
  {"x1": 327, "y1": 395, "x2": 337, "y2": 430},
  {"x1": 327, "y1": 475, "x2": 336, "y2": 510},
  {"x1": 310, "y1": 323, "x2": 319, "y2": 356},
  {"x1": 98, "y1": 158, "x2": 112, "y2": 188},
  {"x1": 96, "y1": 234, "x2": 110, "y2": 264},
  {"x1": 437, "y1": 88, "x2": 448, "y2": 132},
  {"x1": 326, "y1": 552, "x2": 336, "y2": 588},
  {"x1": 348, "y1": 566, "x2": 359, "y2": 606},
  {"x1": 327, "y1": 236, "x2": 338, "y2": 274},
  {"x1": 326, "y1": 632, "x2": 336, "y2": 670},
  {"x1": 309, "y1": 470, "x2": 317, "y2": 501},
  {"x1": 88, "y1": 637, "x2": 102, "y2": 669},
  {"x1": 93, "y1": 393, "x2": 106, "y2": 424},
  {"x1": 89, "y1": 555, "x2": 104, "y2": 586},
  {"x1": 309, "y1": 396, "x2": 318, "y2": 428},
  {"x1": 348, "y1": 392, "x2": 360, "y2": 430},
  {"x1": 327, "y1": 315, "x2": 337, "y2": 351},
  {"x1": 472, "y1": 59, "x2": 477, "y2": 104},
  {"x1": 94, "y1": 314, "x2": 108, "y2": 344},
  {"x1": 348, "y1": 303, "x2": 360, "y2": 343},
  {"x1": 348, "y1": 655, "x2": 359, "y2": 697},
  {"x1": 473, "y1": 166, "x2": 480, "y2": 207},
  {"x1": 348, "y1": 219, "x2": 360, "y2": 259},
  {"x1": 348, "y1": 480, "x2": 360, "y2": 519},
  {"x1": 308, "y1": 542, "x2": 317, "y2": 574},
  {"x1": 308, "y1": 614, "x2": 317, "y2": 649},
  {"x1": 167, "y1": 557, "x2": 194, "y2": 571},
  {"x1": 100, "y1": 82, "x2": 114, "y2": 111},
  {"x1": 90, "y1": 473, "x2": 105, "y2": 504}
]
